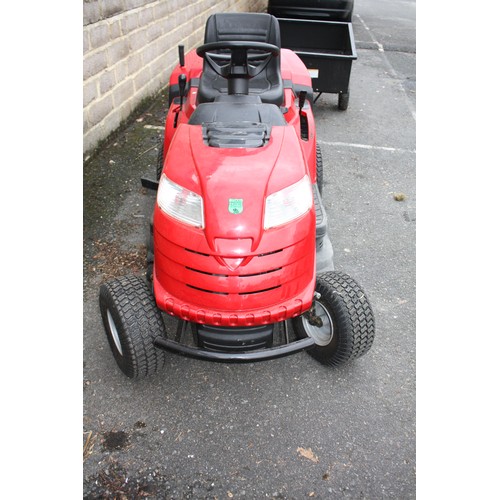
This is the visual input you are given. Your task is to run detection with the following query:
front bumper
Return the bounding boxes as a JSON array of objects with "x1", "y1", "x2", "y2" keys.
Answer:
[
  {"x1": 154, "y1": 335, "x2": 315, "y2": 362},
  {"x1": 153, "y1": 318, "x2": 315, "y2": 362}
]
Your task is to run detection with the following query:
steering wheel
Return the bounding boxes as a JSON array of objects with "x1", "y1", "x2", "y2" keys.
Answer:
[{"x1": 196, "y1": 41, "x2": 280, "y2": 79}]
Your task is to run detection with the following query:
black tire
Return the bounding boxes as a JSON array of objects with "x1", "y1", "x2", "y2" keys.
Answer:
[
  {"x1": 156, "y1": 141, "x2": 165, "y2": 181},
  {"x1": 338, "y1": 91, "x2": 349, "y2": 111},
  {"x1": 316, "y1": 143, "x2": 324, "y2": 195},
  {"x1": 293, "y1": 271, "x2": 375, "y2": 367},
  {"x1": 99, "y1": 275, "x2": 167, "y2": 379}
]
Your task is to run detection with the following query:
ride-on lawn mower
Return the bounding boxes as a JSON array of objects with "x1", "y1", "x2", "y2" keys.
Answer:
[{"x1": 99, "y1": 13, "x2": 375, "y2": 379}]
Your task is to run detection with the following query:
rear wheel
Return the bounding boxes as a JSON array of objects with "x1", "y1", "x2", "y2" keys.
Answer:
[
  {"x1": 99, "y1": 275, "x2": 167, "y2": 378},
  {"x1": 156, "y1": 141, "x2": 164, "y2": 180},
  {"x1": 293, "y1": 271, "x2": 375, "y2": 367},
  {"x1": 145, "y1": 218, "x2": 154, "y2": 283},
  {"x1": 316, "y1": 143, "x2": 324, "y2": 195}
]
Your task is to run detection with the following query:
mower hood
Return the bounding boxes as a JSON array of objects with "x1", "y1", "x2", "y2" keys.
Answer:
[{"x1": 161, "y1": 123, "x2": 311, "y2": 252}]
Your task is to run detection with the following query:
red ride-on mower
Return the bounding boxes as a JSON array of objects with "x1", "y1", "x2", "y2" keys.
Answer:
[{"x1": 99, "y1": 13, "x2": 375, "y2": 379}]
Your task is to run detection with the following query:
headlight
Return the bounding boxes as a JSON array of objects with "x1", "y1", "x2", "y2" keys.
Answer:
[
  {"x1": 264, "y1": 175, "x2": 312, "y2": 229},
  {"x1": 157, "y1": 175, "x2": 204, "y2": 228}
]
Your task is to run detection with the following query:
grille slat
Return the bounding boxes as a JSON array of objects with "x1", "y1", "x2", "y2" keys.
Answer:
[
  {"x1": 238, "y1": 285, "x2": 281, "y2": 296},
  {"x1": 186, "y1": 284, "x2": 229, "y2": 296},
  {"x1": 186, "y1": 266, "x2": 282, "y2": 279},
  {"x1": 186, "y1": 283, "x2": 281, "y2": 297}
]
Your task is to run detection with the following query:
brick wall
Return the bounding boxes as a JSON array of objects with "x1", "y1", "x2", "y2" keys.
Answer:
[{"x1": 83, "y1": 0, "x2": 268, "y2": 154}]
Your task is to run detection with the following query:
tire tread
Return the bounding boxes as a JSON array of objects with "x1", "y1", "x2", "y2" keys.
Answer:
[
  {"x1": 294, "y1": 271, "x2": 375, "y2": 367},
  {"x1": 99, "y1": 275, "x2": 167, "y2": 379}
]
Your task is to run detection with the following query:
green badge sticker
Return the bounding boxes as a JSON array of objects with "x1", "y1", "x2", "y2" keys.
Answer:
[{"x1": 228, "y1": 198, "x2": 243, "y2": 214}]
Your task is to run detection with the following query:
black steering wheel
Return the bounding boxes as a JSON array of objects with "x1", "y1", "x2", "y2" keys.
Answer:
[{"x1": 196, "y1": 41, "x2": 280, "y2": 79}]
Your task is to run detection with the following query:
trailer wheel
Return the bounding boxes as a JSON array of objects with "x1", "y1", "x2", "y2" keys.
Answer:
[
  {"x1": 99, "y1": 275, "x2": 167, "y2": 379},
  {"x1": 338, "y1": 91, "x2": 350, "y2": 111},
  {"x1": 293, "y1": 271, "x2": 375, "y2": 367},
  {"x1": 316, "y1": 143, "x2": 324, "y2": 195},
  {"x1": 156, "y1": 141, "x2": 164, "y2": 181}
]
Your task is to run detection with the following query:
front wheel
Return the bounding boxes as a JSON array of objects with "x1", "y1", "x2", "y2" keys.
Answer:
[
  {"x1": 99, "y1": 275, "x2": 167, "y2": 378},
  {"x1": 293, "y1": 271, "x2": 375, "y2": 367}
]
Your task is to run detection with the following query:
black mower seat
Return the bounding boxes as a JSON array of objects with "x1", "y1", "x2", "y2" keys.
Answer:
[{"x1": 197, "y1": 13, "x2": 284, "y2": 107}]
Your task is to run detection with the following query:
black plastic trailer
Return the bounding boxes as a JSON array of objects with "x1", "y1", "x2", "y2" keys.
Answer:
[{"x1": 276, "y1": 18, "x2": 357, "y2": 110}]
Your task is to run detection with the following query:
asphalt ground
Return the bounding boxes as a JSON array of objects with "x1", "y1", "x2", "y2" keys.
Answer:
[{"x1": 81, "y1": 2, "x2": 416, "y2": 498}]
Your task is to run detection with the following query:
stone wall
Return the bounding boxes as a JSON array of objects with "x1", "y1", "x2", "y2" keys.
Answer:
[{"x1": 83, "y1": 0, "x2": 268, "y2": 154}]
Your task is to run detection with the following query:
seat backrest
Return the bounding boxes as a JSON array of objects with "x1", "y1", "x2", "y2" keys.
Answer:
[
  {"x1": 197, "y1": 13, "x2": 284, "y2": 106},
  {"x1": 204, "y1": 12, "x2": 281, "y2": 45}
]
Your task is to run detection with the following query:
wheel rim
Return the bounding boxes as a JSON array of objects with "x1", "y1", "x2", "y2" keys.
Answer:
[
  {"x1": 106, "y1": 309, "x2": 123, "y2": 356},
  {"x1": 301, "y1": 301, "x2": 334, "y2": 346}
]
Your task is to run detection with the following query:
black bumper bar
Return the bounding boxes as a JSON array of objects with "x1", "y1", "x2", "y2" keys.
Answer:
[{"x1": 153, "y1": 336, "x2": 315, "y2": 362}]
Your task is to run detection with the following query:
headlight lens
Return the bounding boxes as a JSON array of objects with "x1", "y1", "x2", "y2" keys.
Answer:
[
  {"x1": 264, "y1": 175, "x2": 312, "y2": 229},
  {"x1": 157, "y1": 175, "x2": 204, "y2": 228}
]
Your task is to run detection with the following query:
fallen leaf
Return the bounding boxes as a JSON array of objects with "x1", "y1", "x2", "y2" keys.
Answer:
[
  {"x1": 393, "y1": 192, "x2": 406, "y2": 201},
  {"x1": 297, "y1": 447, "x2": 319, "y2": 463},
  {"x1": 83, "y1": 431, "x2": 96, "y2": 461}
]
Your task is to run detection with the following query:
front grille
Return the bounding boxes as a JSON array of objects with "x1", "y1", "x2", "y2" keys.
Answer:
[
  {"x1": 154, "y1": 228, "x2": 313, "y2": 322},
  {"x1": 183, "y1": 251, "x2": 284, "y2": 297}
]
